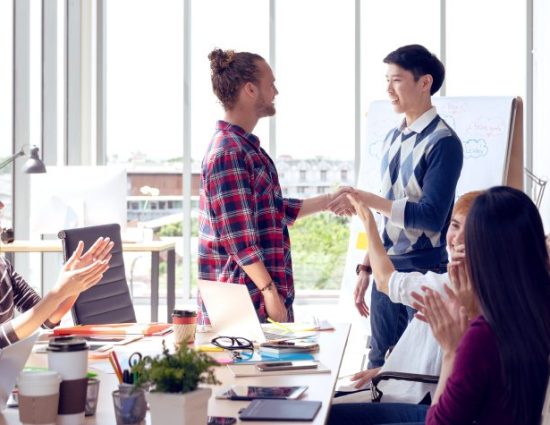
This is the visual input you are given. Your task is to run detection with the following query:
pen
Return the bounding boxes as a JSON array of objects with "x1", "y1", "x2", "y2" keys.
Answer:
[
  {"x1": 109, "y1": 351, "x2": 123, "y2": 383},
  {"x1": 267, "y1": 318, "x2": 294, "y2": 333}
]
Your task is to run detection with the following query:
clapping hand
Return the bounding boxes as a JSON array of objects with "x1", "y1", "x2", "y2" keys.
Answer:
[
  {"x1": 411, "y1": 285, "x2": 469, "y2": 355},
  {"x1": 69, "y1": 237, "x2": 114, "y2": 270},
  {"x1": 53, "y1": 240, "x2": 112, "y2": 299},
  {"x1": 448, "y1": 261, "x2": 479, "y2": 318},
  {"x1": 347, "y1": 193, "x2": 376, "y2": 226}
]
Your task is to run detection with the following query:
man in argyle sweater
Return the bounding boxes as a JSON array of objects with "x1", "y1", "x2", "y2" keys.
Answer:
[{"x1": 330, "y1": 44, "x2": 463, "y2": 368}]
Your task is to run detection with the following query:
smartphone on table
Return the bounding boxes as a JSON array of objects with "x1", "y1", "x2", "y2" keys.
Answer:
[
  {"x1": 256, "y1": 361, "x2": 318, "y2": 371},
  {"x1": 207, "y1": 416, "x2": 236, "y2": 425},
  {"x1": 215, "y1": 385, "x2": 308, "y2": 400}
]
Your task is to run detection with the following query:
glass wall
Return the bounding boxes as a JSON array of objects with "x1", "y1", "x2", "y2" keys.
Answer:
[
  {"x1": 361, "y1": 0, "x2": 441, "y2": 107},
  {"x1": 0, "y1": 1, "x2": 13, "y2": 227},
  {"x1": 275, "y1": 0, "x2": 355, "y2": 290},
  {"x1": 106, "y1": 0, "x2": 184, "y2": 299},
  {"x1": 446, "y1": 0, "x2": 525, "y2": 97},
  {"x1": 97, "y1": 1, "x2": 528, "y2": 301}
]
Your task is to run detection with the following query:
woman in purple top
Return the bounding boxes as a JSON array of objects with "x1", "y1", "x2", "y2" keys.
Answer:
[
  {"x1": 328, "y1": 187, "x2": 550, "y2": 425},
  {"x1": 413, "y1": 186, "x2": 550, "y2": 425}
]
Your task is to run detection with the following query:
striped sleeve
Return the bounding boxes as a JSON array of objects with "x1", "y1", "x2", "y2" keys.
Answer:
[
  {"x1": 7, "y1": 261, "x2": 42, "y2": 313},
  {"x1": 0, "y1": 317, "x2": 19, "y2": 348}
]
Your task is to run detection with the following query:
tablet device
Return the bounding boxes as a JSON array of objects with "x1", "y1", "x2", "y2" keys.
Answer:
[
  {"x1": 216, "y1": 385, "x2": 308, "y2": 401},
  {"x1": 238, "y1": 399, "x2": 322, "y2": 421}
]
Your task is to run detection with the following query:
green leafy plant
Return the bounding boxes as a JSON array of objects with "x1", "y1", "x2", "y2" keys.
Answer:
[{"x1": 132, "y1": 340, "x2": 220, "y2": 393}]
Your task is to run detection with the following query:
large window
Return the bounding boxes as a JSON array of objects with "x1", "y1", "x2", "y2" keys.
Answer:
[
  {"x1": 275, "y1": 1, "x2": 355, "y2": 290},
  {"x1": 0, "y1": 1, "x2": 13, "y2": 227},
  {"x1": 361, "y1": 0, "x2": 440, "y2": 108},
  {"x1": 100, "y1": 1, "x2": 530, "y2": 301},
  {"x1": 106, "y1": 0, "x2": 183, "y2": 164},
  {"x1": 446, "y1": 0, "x2": 525, "y2": 97},
  {"x1": 106, "y1": 0, "x2": 184, "y2": 300}
]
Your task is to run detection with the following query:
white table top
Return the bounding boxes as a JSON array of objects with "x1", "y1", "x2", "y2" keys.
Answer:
[{"x1": 0, "y1": 323, "x2": 351, "y2": 425}]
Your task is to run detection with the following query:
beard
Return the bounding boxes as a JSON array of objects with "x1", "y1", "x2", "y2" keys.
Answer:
[{"x1": 255, "y1": 95, "x2": 276, "y2": 118}]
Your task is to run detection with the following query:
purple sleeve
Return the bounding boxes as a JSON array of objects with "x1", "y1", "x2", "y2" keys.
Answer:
[{"x1": 426, "y1": 317, "x2": 498, "y2": 425}]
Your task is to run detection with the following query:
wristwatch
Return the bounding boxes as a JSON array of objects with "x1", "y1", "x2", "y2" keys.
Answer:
[{"x1": 356, "y1": 264, "x2": 372, "y2": 275}]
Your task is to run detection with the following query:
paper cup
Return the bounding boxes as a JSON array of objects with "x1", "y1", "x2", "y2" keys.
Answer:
[
  {"x1": 172, "y1": 309, "x2": 197, "y2": 344},
  {"x1": 17, "y1": 370, "x2": 61, "y2": 425}
]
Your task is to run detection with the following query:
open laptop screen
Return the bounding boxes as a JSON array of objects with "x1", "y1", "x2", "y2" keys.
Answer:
[
  {"x1": 0, "y1": 332, "x2": 40, "y2": 410},
  {"x1": 197, "y1": 280, "x2": 267, "y2": 343}
]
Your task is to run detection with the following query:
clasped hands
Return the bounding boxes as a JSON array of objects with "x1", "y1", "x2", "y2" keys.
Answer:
[{"x1": 326, "y1": 186, "x2": 363, "y2": 216}]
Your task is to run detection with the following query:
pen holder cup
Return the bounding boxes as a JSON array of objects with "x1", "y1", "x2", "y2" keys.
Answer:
[
  {"x1": 112, "y1": 388, "x2": 147, "y2": 425},
  {"x1": 85, "y1": 378, "x2": 100, "y2": 416}
]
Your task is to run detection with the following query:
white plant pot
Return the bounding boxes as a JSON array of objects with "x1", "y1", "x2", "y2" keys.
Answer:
[{"x1": 146, "y1": 387, "x2": 212, "y2": 425}]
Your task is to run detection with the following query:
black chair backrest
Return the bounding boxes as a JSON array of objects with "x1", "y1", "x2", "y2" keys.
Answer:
[{"x1": 58, "y1": 223, "x2": 137, "y2": 325}]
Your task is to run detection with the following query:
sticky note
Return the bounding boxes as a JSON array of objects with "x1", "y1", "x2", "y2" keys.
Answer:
[{"x1": 356, "y1": 232, "x2": 369, "y2": 250}]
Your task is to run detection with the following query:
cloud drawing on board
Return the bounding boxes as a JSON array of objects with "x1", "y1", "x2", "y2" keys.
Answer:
[
  {"x1": 463, "y1": 139, "x2": 488, "y2": 159},
  {"x1": 368, "y1": 140, "x2": 384, "y2": 160}
]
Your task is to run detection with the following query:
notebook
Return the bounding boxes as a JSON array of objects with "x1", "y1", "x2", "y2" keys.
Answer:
[
  {"x1": 0, "y1": 332, "x2": 40, "y2": 410},
  {"x1": 239, "y1": 399, "x2": 322, "y2": 421},
  {"x1": 198, "y1": 280, "x2": 294, "y2": 343}
]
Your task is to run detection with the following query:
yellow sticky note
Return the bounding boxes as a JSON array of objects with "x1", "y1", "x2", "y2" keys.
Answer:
[
  {"x1": 196, "y1": 344, "x2": 224, "y2": 353},
  {"x1": 356, "y1": 232, "x2": 369, "y2": 250}
]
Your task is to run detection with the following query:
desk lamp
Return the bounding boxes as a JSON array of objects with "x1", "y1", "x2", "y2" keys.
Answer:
[
  {"x1": 0, "y1": 145, "x2": 47, "y2": 174},
  {"x1": 0, "y1": 145, "x2": 46, "y2": 243}
]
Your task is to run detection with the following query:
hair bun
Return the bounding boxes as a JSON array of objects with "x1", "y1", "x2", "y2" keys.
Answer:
[{"x1": 209, "y1": 48, "x2": 235, "y2": 73}]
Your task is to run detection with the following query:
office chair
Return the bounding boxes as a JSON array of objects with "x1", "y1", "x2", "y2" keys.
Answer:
[
  {"x1": 360, "y1": 336, "x2": 439, "y2": 403},
  {"x1": 525, "y1": 168, "x2": 547, "y2": 209},
  {"x1": 370, "y1": 371, "x2": 439, "y2": 403},
  {"x1": 58, "y1": 223, "x2": 137, "y2": 325}
]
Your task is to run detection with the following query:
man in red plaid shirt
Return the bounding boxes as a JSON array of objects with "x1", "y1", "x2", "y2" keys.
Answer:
[{"x1": 198, "y1": 49, "x2": 351, "y2": 324}]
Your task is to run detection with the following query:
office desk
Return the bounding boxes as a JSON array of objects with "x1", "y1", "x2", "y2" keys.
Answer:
[
  {"x1": 0, "y1": 324, "x2": 350, "y2": 425},
  {"x1": 0, "y1": 240, "x2": 176, "y2": 323}
]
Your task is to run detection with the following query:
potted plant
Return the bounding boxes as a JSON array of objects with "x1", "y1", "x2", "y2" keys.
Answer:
[{"x1": 132, "y1": 340, "x2": 220, "y2": 425}]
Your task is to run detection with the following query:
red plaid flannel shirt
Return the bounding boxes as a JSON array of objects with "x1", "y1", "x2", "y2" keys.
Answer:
[{"x1": 197, "y1": 121, "x2": 303, "y2": 324}]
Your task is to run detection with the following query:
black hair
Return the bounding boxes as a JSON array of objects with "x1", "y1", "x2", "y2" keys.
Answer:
[
  {"x1": 208, "y1": 49, "x2": 264, "y2": 110},
  {"x1": 465, "y1": 186, "x2": 550, "y2": 423},
  {"x1": 383, "y1": 44, "x2": 445, "y2": 95}
]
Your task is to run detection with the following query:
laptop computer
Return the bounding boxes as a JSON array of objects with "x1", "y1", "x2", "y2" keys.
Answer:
[
  {"x1": 0, "y1": 332, "x2": 40, "y2": 410},
  {"x1": 198, "y1": 280, "x2": 291, "y2": 343}
]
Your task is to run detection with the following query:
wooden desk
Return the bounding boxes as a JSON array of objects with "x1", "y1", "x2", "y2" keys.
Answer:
[
  {"x1": 0, "y1": 324, "x2": 350, "y2": 424},
  {"x1": 0, "y1": 240, "x2": 176, "y2": 323}
]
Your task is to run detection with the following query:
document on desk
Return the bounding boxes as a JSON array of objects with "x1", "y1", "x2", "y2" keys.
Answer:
[
  {"x1": 53, "y1": 323, "x2": 172, "y2": 337},
  {"x1": 227, "y1": 361, "x2": 330, "y2": 377}
]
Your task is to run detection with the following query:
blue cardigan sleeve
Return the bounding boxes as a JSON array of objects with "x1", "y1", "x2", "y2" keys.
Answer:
[{"x1": 403, "y1": 136, "x2": 463, "y2": 232}]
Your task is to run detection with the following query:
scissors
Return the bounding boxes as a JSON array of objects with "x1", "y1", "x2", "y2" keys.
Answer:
[
  {"x1": 123, "y1": 352, "x2": 143, "y2": 384},
  {"x1": 128, "y1": 352, "x2": 143, "y2": 368}
]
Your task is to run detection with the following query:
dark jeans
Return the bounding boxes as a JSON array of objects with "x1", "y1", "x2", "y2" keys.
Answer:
[
  {"x1": 328, "y1": 402, "x2": 428, "y2": 425},
  {"x1": 368, "y1": 263, "x2": 445, "y2": 369}
]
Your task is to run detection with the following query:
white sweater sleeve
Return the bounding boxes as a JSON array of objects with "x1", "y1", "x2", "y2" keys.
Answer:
[{"x1": 388, "y1": 270, "x2": 450, "y2": 308}]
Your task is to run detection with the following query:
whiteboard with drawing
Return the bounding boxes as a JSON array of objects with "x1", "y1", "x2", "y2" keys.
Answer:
[
  {"x1": 359, "y1": 96, "x2": 519, "y2": 196},
  {"x1": 337, "y1": 97, "x2": 521, "y2": 330}
]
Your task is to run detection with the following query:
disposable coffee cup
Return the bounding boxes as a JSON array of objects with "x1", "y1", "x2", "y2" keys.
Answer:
[
  {"x1": 17, "y1": 370, "x2": 61, "y2": 425},
  {"x1": 172, "y1": 309, "x2": 197, "y2": 344},
  {"x1": 47, "y1": 336, "x2": 89, "y2": 425}
]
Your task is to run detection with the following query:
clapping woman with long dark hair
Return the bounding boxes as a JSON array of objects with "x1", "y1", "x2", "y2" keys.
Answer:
[{"x1": 412, "y1": 186, "x2": 550, "y2": 424}]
